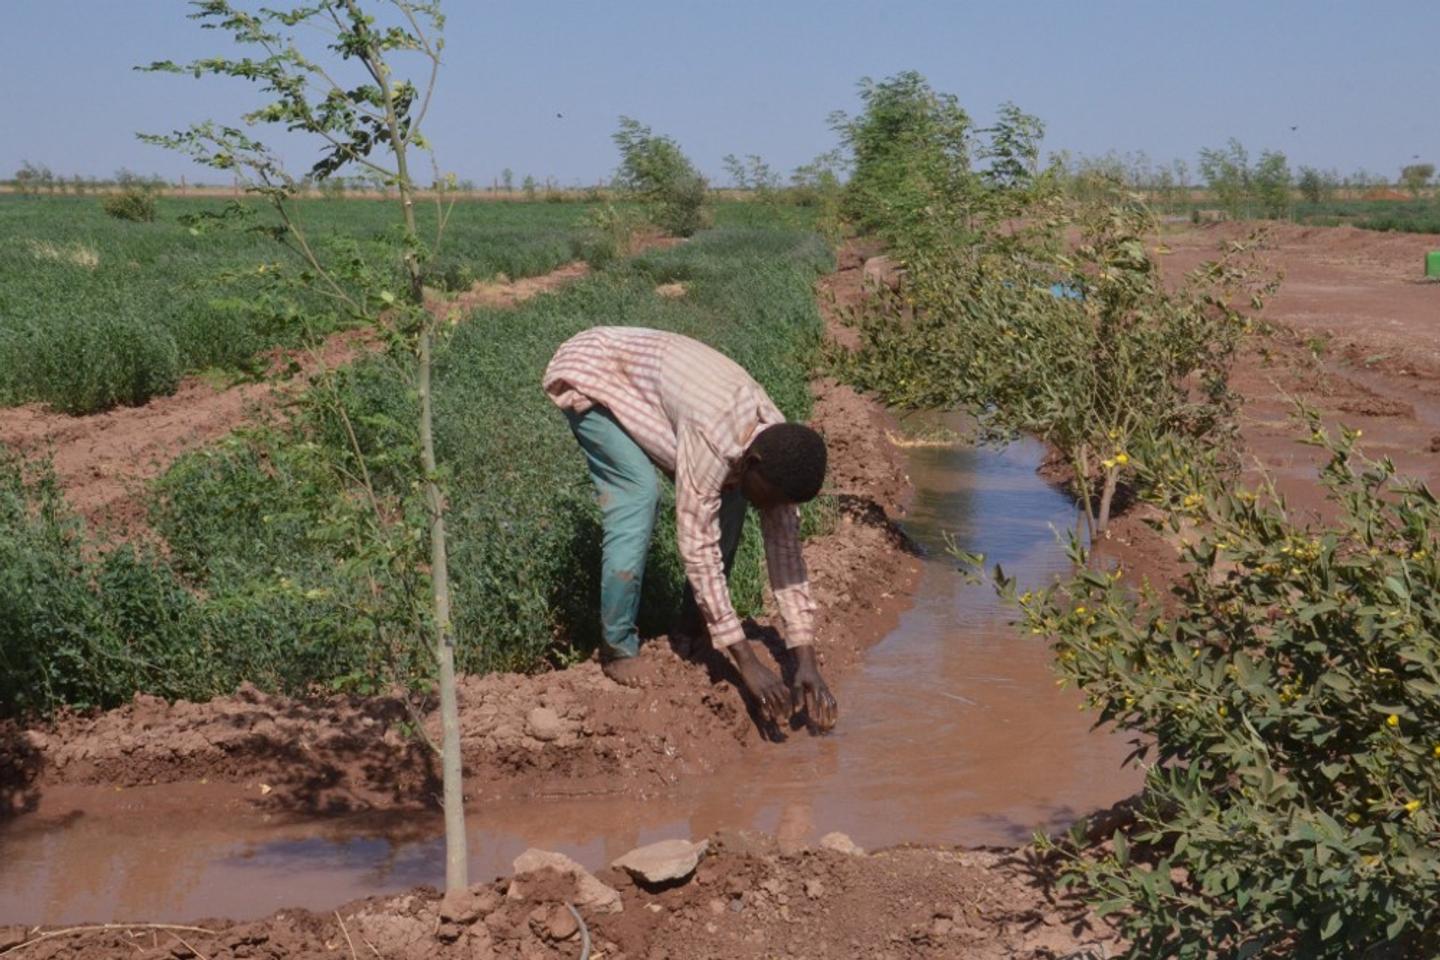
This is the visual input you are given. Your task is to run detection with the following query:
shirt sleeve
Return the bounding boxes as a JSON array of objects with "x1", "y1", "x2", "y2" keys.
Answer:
[
  {"x1": 674, "y1": 422, "x2": 747, "y2": 649},
  {"x1": 759, "y1": 504, "x2": 816, "y2": 648}
]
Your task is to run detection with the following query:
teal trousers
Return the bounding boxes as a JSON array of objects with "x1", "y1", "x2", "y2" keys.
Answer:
[{"x1": 565, "y1": 406, "x2": 747, "y2": 659}]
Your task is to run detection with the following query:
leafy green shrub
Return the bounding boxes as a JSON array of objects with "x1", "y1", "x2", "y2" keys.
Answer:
[
  {"x1": 830, "y1": 71, "x2": 978, "y2": 247},
  {"x1": 0, "y1": 458, "x2": 201, "y2": 715},
  {"x1": 1198, "y1": 140, "x2": 1293, "y2": 220},
  {"x1": 102, "y1": 186, "x2": 158, "y2": 222},
  {"x1": 612, "y1": 117, "x2": 711, "y2": 237},
  {"x1": 28, "y1": 315, "x2": 183, "y2": 413},
  {"x1": 1252, "y1": 150, "x2": 1294, "y2": 220},
  {"x1": 840, "y1": 200, "x2": 1273, "y2": 533},
  {"x1": 575, "y1": 202, "x2": 644, "y2": 269},
  {"x1": 424, "y1": 258, "x2": 478, "y2": 292},
  {"x1": 1026, "y1": 425, "x2": 1440, "y2": 958}
]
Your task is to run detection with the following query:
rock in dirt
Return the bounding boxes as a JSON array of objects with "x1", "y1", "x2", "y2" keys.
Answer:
[
  {"x1": 613, "y1": 837, "x2": 709, "y2": 885},
  {"x1": 511, "y1": 848, "x2": 622, "y2": 913},
  {"x1": 530, "y1": 903, "x2": 579, "y2": 942},
  {"x1": 805, "y1": 878, "x2": 826, "y2": 900},
  {"x1": 441, "y1": 885, "x2": 501, "y2": 924},
  {"x1": 862, "y1": 255, "x2": 904, "y2": 291},
  {"x1": 525, "y1": 706, "x2": 563, "y2": 742},
  {"x1": 710, "y1": 827, "x2": 777, "y2": 858},
  {"x1": 819, "y1": 831, "x2": 865, "y2": 856}
]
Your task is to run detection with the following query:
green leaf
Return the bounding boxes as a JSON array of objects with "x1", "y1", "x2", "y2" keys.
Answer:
[
  {"x1": 1093, "y1": 898, "x2": 1130, "y2": 918},
  {"x1": 1113, "y1": 829, "x2": 1129, "y2": 867}
]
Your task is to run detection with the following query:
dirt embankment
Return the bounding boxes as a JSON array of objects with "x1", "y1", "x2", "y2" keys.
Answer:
[
  {"x1": 0, "y1": 835, "x2": 1111, "y2": 960},
  {"x1": 1092, "y1": 221, "x2": 1440, "y2": 578},
  {"x1": 1178, "y1": 223, "x2": 1438, "y2": 511},
  {"x1": 1, "y1": 248, "x2": 921, "y2": 819}
]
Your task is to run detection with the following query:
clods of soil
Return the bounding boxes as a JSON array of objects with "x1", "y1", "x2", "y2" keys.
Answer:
[{"x1": 0, "y1": 830, "x2": 1121, "y2": 960}]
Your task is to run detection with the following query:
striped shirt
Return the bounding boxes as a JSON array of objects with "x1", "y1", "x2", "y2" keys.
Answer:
[{"x1": 543, "y1": 326, "x2": 815, "y2": 649}]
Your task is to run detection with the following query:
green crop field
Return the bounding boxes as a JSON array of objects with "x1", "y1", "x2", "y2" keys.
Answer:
[
  {"x1": 0, "y1": 195, "x2": 597, "y2": 415},
  {"x1": 1291, "y1": 198, "x2": 1440, "y2": 234},
  {"x1": 0, "y1": 212, "x2": 833, "y2": 714}
]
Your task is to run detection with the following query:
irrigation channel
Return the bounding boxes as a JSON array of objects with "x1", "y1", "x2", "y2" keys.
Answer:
[{"x1": 1, "y1": 431, "x2": 1143, "y2": 924}]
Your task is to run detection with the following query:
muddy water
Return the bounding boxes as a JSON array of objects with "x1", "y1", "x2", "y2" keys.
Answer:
[{"x1": 0, "y1": 436, "x2": 1143, "y2": 924}]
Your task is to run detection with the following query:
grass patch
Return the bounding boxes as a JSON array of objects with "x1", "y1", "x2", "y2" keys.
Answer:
[
  {"x1": 0, "y1": 196, "x2": 597, "y2": 414},
  {"x1": 0, "y1": 219, "x2": 835, "y2": 714}
]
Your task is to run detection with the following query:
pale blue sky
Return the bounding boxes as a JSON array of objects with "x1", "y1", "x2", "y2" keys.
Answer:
[{"x1": 4, "y1": 1, "x2": 1436, "y2": 186}]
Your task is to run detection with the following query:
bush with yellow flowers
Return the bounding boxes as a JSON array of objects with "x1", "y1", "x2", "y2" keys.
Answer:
[
  {"x1": 1019, "y1": 423, "x2": 1440, "y2": 957},
  {"x1": 840, "y1": 195, "x2": 1275, "y2": 536}
]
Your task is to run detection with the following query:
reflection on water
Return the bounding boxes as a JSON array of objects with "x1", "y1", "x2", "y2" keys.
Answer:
[{"x1": 0, "y1": 434, "x2": 1144, "y2": 924}]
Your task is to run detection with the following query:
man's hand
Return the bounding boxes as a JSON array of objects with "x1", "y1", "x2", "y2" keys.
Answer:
[
  {"x1": 791, "y1": 645, "x2": 838, "y2": 731},
  {"x1": 726, "y1": 641, "x2": 791, "y2": 724}
]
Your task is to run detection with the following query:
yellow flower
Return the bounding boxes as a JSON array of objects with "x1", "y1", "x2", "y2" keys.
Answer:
[
  {"x1": 1404, "y1": 799, "x2": 1422, "y2": 814},
  {"x1": 1386, "y1": 714, "x2": 1400, "y2": 728},
  {"x1": 1217, "y1": 705, "x2": 1228, "y2": 718},
  {"x1": 1074, "y1": 606, "x2": 1087, "y2": 615},
  {"x1": 1114, "y1": 452, "x2": 1129, "y2": 466},
  {"x1": 1433, "y1": 744, "x2": 1440, "y2": 758}
]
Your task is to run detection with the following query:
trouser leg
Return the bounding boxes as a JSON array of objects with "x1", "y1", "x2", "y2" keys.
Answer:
[{"x1": 565, "y1": 407, "x2": 660, "y2": 659}]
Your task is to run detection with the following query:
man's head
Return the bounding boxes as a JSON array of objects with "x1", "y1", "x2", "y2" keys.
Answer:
[{"x1": 739, "y1": 423, "x2": 827, "y2": 509}]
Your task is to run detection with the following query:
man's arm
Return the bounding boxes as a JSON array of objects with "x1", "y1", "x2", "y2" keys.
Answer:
[
  {"x1": 674, "y1": 425, "x2": 792, "y2": 722},
  {"x1": 757, "y1": 504, "x2": 815, "y2": 647},
  {"x1": 759, "y1": 505, "x2": 838, "y2": 730}
]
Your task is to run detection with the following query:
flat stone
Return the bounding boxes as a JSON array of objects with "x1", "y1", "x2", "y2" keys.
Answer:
[
  {"x1": 526, "y1": 707, "x2": 562, "y2": 742},
  {"x1": 819, "y1": 831, "x2": 864, "y2": 856},
  {"x1": 612, "y1": 838, "x2": 709, "y2": 885},
  {"x1": 510, "y1": 848, "x2": 622, "y2": 914}
]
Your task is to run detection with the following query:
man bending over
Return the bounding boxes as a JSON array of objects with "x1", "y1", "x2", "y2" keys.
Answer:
[{"x1": 543, "y1": 326, "x2": 837, "y2": 730}]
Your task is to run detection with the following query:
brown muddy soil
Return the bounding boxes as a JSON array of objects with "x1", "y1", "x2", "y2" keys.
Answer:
[
  {"x1": 0, "y1": 831, "x2": 1118, "y2": 960},
  {"x1": 0, "y1": 251, "x2": 920, "y2": 821},
  {"x1": 1164, "y1": 222, "x2": 1440, "y2": 510},
  {"x1": 1095, "y1": 222, "x2": 1440, "y2": 584}
]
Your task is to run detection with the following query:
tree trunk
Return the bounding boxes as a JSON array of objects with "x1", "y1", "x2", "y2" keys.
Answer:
[
  {"x1": 360, "y1": 3, "x2": 470, "y2": 891},
  {"x1": 419, "y1": 327, "x2": 468, "y2": 892},
  {"x1": 1097, "y1": 467, "x2": 1119, "y2": 536}
]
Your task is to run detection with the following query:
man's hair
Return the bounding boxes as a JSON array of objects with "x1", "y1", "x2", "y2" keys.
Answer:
[{"x1": 748, "y1": 423, "x2": 827, "y2": 503}]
